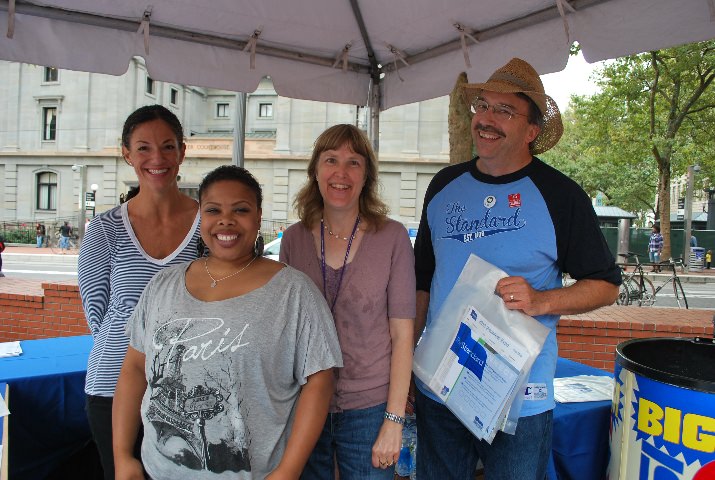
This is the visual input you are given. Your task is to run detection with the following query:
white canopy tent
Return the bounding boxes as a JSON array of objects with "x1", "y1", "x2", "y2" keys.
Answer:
[{"x1": 1, "y1": 0, "x2": 714, "y2": 150}]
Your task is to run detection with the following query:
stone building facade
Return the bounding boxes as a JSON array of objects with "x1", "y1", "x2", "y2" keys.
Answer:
[{"x1": 0, "y1": 58, "x2": 450, "y2": 230}]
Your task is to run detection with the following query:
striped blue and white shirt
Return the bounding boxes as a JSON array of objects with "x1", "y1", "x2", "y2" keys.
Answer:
[{"x1": 78, "y1": 201, "x2": 201, "y2": 397}]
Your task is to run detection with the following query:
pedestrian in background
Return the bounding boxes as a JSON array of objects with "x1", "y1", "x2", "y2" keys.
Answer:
[
  {"x1": 706, "y1": 249, "x2": 712, "y2": 269},
  {"x1": 0, "y1": 234, "x2": 5, "y2": 277},
  {"x1": 59, "y1": 221, "x2": 72, "y2": 253},
  {"x1": 648, "y1": 224, "x2": 663, "y2": 272},
  {"x1": 36, "y1": 223, "x2": 46, "y2": 248}
]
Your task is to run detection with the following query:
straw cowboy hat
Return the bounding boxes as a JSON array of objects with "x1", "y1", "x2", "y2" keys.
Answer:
[{"x1": 462, "y1": 57, "x2": 563, "y2": 154}]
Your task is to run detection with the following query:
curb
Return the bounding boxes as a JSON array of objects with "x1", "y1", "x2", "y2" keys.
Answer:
[
  {"x1": 5, "y1": 250, "x2": 715, "y2": 283},
  {"x1": 3, "y1": 252, "x2": 79, "y2": 266},
  {"x1": 644, "y1": 273, "x2": 715, "y2": 284}
]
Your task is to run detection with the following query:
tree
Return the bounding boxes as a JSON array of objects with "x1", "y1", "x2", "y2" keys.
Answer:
[
  {"x1": 448, "y1": 72, "x2": 473, "y2": 164},
  {"x1": 544, "y1": 41, "x2": 715, "y2": 258}
]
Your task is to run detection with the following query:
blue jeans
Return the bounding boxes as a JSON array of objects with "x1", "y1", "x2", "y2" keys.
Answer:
[
  {"x1": 60, "y1": 235, "x2": 69, "y2": 250},
  {"x1": 415, "y1": 389, "x2": 553, "y2": 480},
  {"x1": 649, "y1": 251, "x2": 660, "y2": 264},
  {"x1": 301, "y1": 403, "x2": 393, "y2": 480},
  {"x1": 37, "y1": 235, "x2": 44, "y2": 247}
]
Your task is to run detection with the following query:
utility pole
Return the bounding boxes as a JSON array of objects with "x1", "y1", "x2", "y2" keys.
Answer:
[
  {"x1": 683, "y1": 164, "x2": 700, "y2": 265},
  {"x1": 73, "y1": 164, "x2": 87, "y2": 239},
  {"x1": 232, "y1": 92, "x2": 247, "y2": 167}
]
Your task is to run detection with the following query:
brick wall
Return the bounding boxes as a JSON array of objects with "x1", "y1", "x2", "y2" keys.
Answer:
[
  {"x1": 0, "y1": 281, "x2": 90, "y2": 341},
  {"x1": 0, "y1": 282, "x2": 713, "y2": 375},
  {"x1": 558, "y1": 305, "x2": 714, "y2": 372}
]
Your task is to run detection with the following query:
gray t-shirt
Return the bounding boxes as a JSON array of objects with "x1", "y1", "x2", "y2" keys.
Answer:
[{"x1": 127, "y1": 263, "x2": 343, "y2": 479}]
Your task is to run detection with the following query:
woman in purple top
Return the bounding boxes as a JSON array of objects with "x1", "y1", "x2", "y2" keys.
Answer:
[{"x1": 280, "y1": 124, "x2": 416, "y2": 479}]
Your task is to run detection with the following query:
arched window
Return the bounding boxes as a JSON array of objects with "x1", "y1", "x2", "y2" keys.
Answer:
[{"x1": 37, "y1": 171, "x2": 57, "y2": 210}]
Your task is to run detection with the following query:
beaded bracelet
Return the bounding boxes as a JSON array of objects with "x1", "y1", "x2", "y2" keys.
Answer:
[{"x1": 384, "y1": 411, "x2": 406, "y2": 425}]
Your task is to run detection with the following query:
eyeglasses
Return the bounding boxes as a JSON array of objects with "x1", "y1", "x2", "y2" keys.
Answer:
[{"x1": 470, "y1": 99, "x2": 528, "y2": 121}]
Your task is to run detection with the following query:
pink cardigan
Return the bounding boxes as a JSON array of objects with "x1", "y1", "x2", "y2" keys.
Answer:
[{"x1": 280, "y1": 218, "x2": 416, "y2": 412}]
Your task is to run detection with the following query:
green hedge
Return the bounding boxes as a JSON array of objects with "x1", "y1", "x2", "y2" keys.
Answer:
[{"x1": 0, "y1": 228, "x2": 34, "y2": 243}]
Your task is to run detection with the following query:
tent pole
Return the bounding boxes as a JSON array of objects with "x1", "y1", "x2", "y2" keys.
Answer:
[
  {"x1": 233, "y1": 92, "x2": 247, "y2": 167},
  {"x1": 348, "y1": 0, "x2": 381, "y2": 154},
  {"x1": 369, "y1": 81, "x2": 380, "y2": 155}
]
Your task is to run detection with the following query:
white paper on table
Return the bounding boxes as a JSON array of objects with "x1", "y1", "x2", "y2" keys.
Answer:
[
  {"x1": 0, "y1": 387, "x2": 7, "y2": 472},
  {"x1": 0, "y1": 341, "x2": 22, "y2": 358},
  {"x1": 428, "y1": 305, "x2": 527, "y2": 441},
  {"x1": 0, "y1": 394, "x2": 8, "y2": 417},
  {"x1": 553, "y1": 375, "x2": 614, "y2": 403}
]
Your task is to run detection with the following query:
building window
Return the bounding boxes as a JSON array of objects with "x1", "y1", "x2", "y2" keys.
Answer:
[
  {"x1": 43, "y1": 67, "x2": 58, "y2": 83},
  {"x1": 146, "y1": 77, "x2": 155, "y2": 95},
  {"x1": 258, "y1": 103, "x2": 273, "y2": 118},
  {"x1": 42, "y1": 107, "x2": 57, "y2": 141},
  {"x1": 216, "y1": 103, "x2": 229, "y2": 118},
  {"x1": 37, "y1": 172, "x2": 58, "y2": 210},
  {"x1": 170, "y1": 88, "x2": 179, "y2": 105}
]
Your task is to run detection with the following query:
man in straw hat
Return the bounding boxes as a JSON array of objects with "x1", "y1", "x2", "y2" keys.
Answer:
[{"x1": 413, "y1": 58, "x2": 621, "y2": 479}]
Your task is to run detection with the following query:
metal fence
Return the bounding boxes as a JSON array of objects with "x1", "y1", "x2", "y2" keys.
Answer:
[
  {"x1": 1, "y1": 217, "x2": 79, "y2": 245},
  {"x1": 261, "y1": 219, "x2": 291, "y2": 243}
]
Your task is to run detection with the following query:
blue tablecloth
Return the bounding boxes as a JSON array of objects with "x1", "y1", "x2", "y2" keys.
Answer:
[
  {"x1": 0, "y1": 335, "x2": 93, "y2": 480},
  {"x1": 1, "y1": 382, "x2": 7, "y2": 480},
  {"x1": 0, "y1": 337, "x2": 612, "y2": 480},
  {"x1": 549, "y1": 358, "x2": 612, "y2": 480}
]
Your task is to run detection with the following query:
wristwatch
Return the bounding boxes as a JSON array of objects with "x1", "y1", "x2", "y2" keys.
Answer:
[{"x1": 384, "y1": 411, "x2": 406, "y2": 425}]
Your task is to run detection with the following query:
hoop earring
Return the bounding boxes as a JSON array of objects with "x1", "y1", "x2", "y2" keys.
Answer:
[
  {"x1": 254, "y1": 230, "x2": 264, "y2": 256},
  {"x1": 197, "y1": 237, "x2": 209, "y2": 258}
]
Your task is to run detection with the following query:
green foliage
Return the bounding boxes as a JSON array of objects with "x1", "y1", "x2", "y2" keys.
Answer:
[
  {"x1": 0, "y1": 227, "x2": 34, "y2": 243},
  {"x1": 542, "y1": 39, "x2": 715, "y2": 241}
]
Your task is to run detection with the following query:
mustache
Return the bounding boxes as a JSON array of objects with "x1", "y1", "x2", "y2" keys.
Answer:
[{"x1": 475, "y1": 123, "x2": 505, "y2": 137}]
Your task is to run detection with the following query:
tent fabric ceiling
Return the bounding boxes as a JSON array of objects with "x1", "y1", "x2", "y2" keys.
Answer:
[{"x1": 0, "y1": 0, "x2": 713, "y2": 110}]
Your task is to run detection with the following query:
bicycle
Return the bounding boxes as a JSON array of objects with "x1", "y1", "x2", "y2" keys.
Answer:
[
  {"x1": 616, "y1": 252, "x2": 688, "y2": 308},
  {"x1": 49, "y1": 230, "x2": 79, "y2": 254}
]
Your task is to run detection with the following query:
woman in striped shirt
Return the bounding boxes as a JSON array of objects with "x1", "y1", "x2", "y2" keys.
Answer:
[{"x1": 78, "y1": 104, "x2": 201, "y2": 479}]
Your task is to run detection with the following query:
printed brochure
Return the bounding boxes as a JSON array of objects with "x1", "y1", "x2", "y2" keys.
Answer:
[{"x1": 428, "y1": 305, "x2": 528, "y2": 442}]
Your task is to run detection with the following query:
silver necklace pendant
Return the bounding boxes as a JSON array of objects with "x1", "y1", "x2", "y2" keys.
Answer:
[{"x1": 204, "y1": 255, "x2": 258, "y2": 288}]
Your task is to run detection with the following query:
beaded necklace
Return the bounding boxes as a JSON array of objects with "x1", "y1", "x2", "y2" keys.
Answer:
[{"x1": 320, "y1": 215, "x2": 360, "y2": 312}]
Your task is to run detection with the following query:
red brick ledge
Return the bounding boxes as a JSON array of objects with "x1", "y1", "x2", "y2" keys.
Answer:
[{"x1": 558, "y1": 305, "x2": 714, "y2": 372}]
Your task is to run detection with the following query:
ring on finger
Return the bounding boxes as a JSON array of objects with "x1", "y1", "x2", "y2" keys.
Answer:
[{"x1": 509, "y1": 294, "x2": 514, "y2": 301}]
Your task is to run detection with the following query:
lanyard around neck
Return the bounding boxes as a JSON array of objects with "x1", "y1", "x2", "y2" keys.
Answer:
[{"x1": 320, "y1": 215, "x2": 361, "y2": 313}]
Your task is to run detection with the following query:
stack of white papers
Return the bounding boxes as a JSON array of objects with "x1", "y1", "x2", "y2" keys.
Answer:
[
  {"x1": 428, "y1": 306, "x2": 527, "y2": 442},
  {"x1": 0, "y1": 395, "x2": 8, "y2": 417},
  {"x1": 0, "y1": 341, "x2": 22, "y2": 358},
  {"x1": 554, "y1": 375, "x2": 614, "y2": 403}
]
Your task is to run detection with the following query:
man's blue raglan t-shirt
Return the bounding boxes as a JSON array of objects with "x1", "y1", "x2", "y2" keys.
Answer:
[{"x1": 414, "y1": 157, "x2": 620, "y2": 417}]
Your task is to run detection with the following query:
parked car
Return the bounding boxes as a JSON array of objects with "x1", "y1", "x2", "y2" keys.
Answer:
[
  {"x1": 262, "y1": 231, "x2": 416, "y2": 261},
  {"x1": 263, "y1": 237, "x2": 282, "y2": 261}
]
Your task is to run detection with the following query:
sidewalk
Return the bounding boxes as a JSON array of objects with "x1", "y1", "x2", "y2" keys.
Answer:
[
  {"x1": 2, "y1": 244, "x2": 79, "y2": 266},
  {"x1": 5, "y1": 244, "x2": 715, "y2": 282}
]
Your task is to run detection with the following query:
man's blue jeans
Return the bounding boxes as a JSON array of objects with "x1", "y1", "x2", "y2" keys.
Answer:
[
  {"x1": 60, "y1": 235, "x2": 69, "y2": 250},
  {"x1": 649, "y1": 251, "x2": 661, "y2": 264},
  {"x1": 415, "y1": 389, "x2": 553, "y2": 480},
  {"x1": 301, "y1": 403, "x2": 394, "y2": 480}
]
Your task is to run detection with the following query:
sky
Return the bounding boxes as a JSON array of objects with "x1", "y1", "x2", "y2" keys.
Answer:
[{"x1": 541, "y1": 52, "x2": 605, "y2": 112}]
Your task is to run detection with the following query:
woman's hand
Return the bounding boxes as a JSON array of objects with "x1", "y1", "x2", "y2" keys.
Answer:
[
  {"x1": 265, "y1": 466, "x2": 298, "y2": 480},
  {"x1": 114, "y1": 457, "x2": 145, "y2": 480},
  {"x1": 371, "y1": 419, "x2": 403, "y2": 469}
]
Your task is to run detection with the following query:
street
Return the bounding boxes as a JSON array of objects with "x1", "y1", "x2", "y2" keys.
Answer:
[
  {"x1": 3, "y1": 256, "x2": 715, "y2": 310},
  {"x1": 2, "y1": 256, "x2": 78, "y2": 282},
  {"x1": 651, "y1": 283, "x2": 715, "y2": 310}
]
